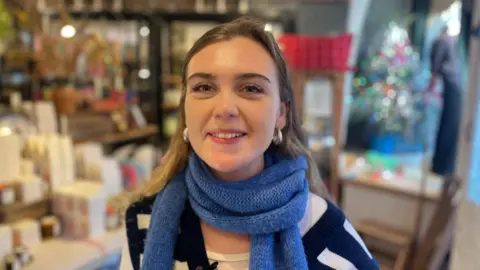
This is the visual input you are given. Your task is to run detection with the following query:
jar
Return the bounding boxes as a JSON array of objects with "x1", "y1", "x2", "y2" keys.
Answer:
[
  {"x1": 52, "y1": 87, "x2": 78, "y2": 115},
  {"x1": 40, "y1": 216, "x2": 61, "y2": 239}
]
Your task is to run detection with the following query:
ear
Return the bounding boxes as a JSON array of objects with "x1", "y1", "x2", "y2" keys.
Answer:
[{"x1": 276, "y1": 101, "x2": 288, "y2": 129}]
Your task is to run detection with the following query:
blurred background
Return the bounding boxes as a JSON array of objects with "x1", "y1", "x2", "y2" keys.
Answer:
[{"x1": 0, "y1": 0, "x2": 478, "y2": 269}]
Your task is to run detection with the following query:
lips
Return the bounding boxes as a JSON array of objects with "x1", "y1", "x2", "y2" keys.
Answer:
[
  {"x1": 207, "y1": 130, "x2": 247, "y2": 144},
  {"x1": 209, "y1": 132, "x2": 246, "y2": 139}
]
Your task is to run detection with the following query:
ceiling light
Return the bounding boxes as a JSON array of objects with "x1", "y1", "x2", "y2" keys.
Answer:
[{"x1": 60, "y1": 25, "x2": 76, "y2": 38}]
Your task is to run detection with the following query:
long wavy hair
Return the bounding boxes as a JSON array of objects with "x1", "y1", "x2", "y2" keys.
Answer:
[{"x1": 120, "y1": 16, "x2": 329, "y2": 208}]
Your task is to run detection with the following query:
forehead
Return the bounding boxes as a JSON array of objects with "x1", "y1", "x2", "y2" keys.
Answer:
[{"x1": 187, "y1": 37, "x2": 277, "y2": 78}]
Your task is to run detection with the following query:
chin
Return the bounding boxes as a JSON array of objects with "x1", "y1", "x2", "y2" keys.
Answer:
[
  {"x1": 203, "y1": 152, "x2": 246, "y2": 173},
  {"x1": 199, "y1": 149, "x2": 264, "y2": 181}
]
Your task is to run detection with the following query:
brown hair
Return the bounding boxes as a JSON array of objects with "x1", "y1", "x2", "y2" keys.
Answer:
[{"x1": 119, "y1": 16, "x2": 329, "y2": 209}]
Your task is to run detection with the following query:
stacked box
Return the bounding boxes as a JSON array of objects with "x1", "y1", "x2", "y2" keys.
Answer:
[
  {"x1": 14, "y1": 175, "x2": 45, "y2": 204},
  {"x1": 75, "y1": 143, "x2": 104, "y2": 179},
  {"x1": 0, "y1": 135, "x2": 21, "y2": 184},
  {"x1": 20, "y1": 159, "x2": 35, "y2": 176},
  {"x1": 12, "y1": 219, "x2": 41, "y2": 249},
  {"x1": 53, "y1": 182, "x2": 106, "y2": 239},
  {"x1": 34, "y1": 101, "x2": 58, "y2": 134},
  {"x1": 0, "y1": 225, "x2": 13, "y2": 260},
  {"x1": 100, "y1": 158, "x2": 123, "y2": 198},
  {"x1": 46, "y1": 135, "x2": 64, "y2": 190},
  {"x1": 59, "y1": 136, "x2": 75, "y2": 186}
]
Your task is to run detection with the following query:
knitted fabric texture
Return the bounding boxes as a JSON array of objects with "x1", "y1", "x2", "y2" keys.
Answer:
[{"x1": 141, "y1": 149, "x2": 310, "y2": 270}]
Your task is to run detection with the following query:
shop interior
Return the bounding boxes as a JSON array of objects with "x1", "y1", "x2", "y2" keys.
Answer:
[{"x1": 0, "y1": 0, "x2": 478, "y2": 269}]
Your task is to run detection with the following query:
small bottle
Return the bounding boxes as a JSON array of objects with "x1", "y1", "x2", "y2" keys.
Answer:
[
  {"x1": 4, "y1": 253, "x2": 21, "y2": 270},
  {"x1": 105, "y1": 205, "x2": 120, "y2": 231},
  {"x1": 14, "y1": 245, "x2": 32, "y2": 265},
  {"x1": 9, "y1": 92, "x2": 22, "y2": 113}
]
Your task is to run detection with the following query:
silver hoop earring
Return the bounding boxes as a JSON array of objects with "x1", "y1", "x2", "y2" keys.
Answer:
[
  {"x1": 183, "y1": 128, "x2": 189, "y2": 143},
  {"x1": 273, "y1": 128, "x2": 283, "y2": 145}
]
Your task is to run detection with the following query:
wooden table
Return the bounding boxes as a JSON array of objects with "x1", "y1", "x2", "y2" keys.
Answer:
[
  {"x1": 342, "y1": 172, "x2": 443, "y2": 202},
  {"x1": 0, "y1": 198, "x2": 49, "y2": 224},
  {"x1": 341, "y1": 173, "x2": 443, "y2": 238}
]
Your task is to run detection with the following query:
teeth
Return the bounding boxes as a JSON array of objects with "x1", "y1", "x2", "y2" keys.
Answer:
[{"x1": 212, "y1": 133, "x2": 244, "y2": 139}]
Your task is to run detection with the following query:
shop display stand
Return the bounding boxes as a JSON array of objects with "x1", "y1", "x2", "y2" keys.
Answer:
[
  {"x1": 292, "y1": 71, "x2": 345, "y2": 202},
  {"x1": 42, "y1": 9, "x2": 162, "y2": 138},
  {"x1": 410, "y1": 175, "x2": 460, "y2": 269},
  {"x1": 0, "y1": 28, "x2": 36, "y2": 101},
  {"x1": 46, "y1": 8, "x2": 294, "y2": 140},
  {"x1": 352, "y1": 110, "x2": 461, "y2": 269},
  {"x1": 408, "y1": 127, "x2": 432, "y2": 267},
  {"x1": 279, "y1": 32, "x2": 352, "y2": 202}
]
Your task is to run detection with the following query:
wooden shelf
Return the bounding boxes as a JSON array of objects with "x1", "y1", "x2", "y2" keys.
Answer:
[
  {"x1": 294, "y1": 70, "x2": 345, "y2": 79},
  {"x1": 162, "y1": 104, "x2": 179, "y2": 111},
  {"x1": 292, "y1": 71, "x2": 345, "y2": 202},
  {"x1": 74, "y1": 125, "x2": 158, "y2": 145},
  {"x1": 162, "y1": 74, "x2": 182, "y2": 85},
  {"x1": 0, "y1": 198, "x2": 50, "y2": 223}
]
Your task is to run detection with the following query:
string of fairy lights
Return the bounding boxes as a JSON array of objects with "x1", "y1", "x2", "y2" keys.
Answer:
[{"x1": 349, "y1": 22, "x2": 434, "y2": 137}]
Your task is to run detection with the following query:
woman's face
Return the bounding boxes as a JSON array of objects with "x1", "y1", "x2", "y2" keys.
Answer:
[{"x1": 185, "y1": 37, "x2": 286, "y2": 181}]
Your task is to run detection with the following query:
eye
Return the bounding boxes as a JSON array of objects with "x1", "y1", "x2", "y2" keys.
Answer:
[
  {"x1": 192, "y1": 84, "x2": 214, "y2": 92},
  {"x1": 242, "y1": 84, "x2": 264, "y2": 94}
]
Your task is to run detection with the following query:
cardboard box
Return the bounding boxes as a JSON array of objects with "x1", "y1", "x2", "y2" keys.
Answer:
[
  {"x1": 0, "y1": 135, "x2": 21, "y2": 184},
  {"x1": 52, "y1": 182, "x2": 106, "y2": 239},
  {"x1": 12, "y1": 219, "x2": 41, "y2": 248},
  {"x1": 0, "y1": 225, "x2": 13, "y2": 259},
  {"x1": 14, "y1": 175, "x2": 44, "y2": 204}
]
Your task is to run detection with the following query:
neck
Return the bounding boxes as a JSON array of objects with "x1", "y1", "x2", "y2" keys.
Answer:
[
  {"x1": 201, "y1": 220, "x2": 251, "y2": 254},
  {"x1": 212, "y1": 155, "x2": 265, "y2": 181}
]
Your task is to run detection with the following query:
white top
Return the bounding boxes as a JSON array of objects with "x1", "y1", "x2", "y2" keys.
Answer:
[
  {"x1": 175, "y1": 251, "x2": 250, "y2": 270},
  {"x1": 119, "y1": 192, "x2": 328, "y2": 270}
]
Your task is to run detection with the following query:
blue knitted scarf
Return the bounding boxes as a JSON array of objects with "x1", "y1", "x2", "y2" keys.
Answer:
[{"x1": 142, "y1": 149, "x2": 309, "y2": 269}]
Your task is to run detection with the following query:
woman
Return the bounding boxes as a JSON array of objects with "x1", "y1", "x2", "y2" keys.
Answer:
[{"x1": 120, "y1": 16, "x2": 378, "y2": 270}]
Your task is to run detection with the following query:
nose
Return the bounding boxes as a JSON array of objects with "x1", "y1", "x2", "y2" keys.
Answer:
[{"x1": 213, "y1": 89, "x2": 239, "y2": 119}]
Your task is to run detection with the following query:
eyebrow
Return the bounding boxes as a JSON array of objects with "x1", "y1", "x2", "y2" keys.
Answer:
[{"x1": 187, "y1": 72, "x2": 272, "y2": 83}]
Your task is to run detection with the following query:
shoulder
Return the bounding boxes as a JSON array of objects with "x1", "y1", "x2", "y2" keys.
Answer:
[
  {"x1": 124, "y1": 195, "x2": 155, "y2": 270},
  {"x1": 300, "y1": 193, "x2": 379, "y2": 269},
  {"x1": 298, "y1": 192, "x2": 328, "y2": 235},
  {"x1": 125, "y1": 195, "x2": 155, "y2": 232},
  {"x1": 125, "y1": 171, "x2": 187, "y2": 234}
]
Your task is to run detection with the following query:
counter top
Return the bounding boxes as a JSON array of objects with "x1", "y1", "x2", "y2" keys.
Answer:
[{"x1": 24, "y1": 229, "x2": 125, "y2": 270}]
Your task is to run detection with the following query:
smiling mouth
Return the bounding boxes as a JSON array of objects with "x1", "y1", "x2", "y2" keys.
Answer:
[
  {"x1": 207, "y1": 132, "x2": 247, "y2": 144},
  {"x1": 208, "y1": 132, "x2": 247, "y2": 139}
]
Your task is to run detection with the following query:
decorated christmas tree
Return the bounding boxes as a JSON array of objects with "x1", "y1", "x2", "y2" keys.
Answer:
[{"x1": 348, "y1": 22, "x2": 439, "y2": 153}]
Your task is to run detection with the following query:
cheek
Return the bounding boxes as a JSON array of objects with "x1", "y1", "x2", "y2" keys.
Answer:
[
  {"x1": 184, "y1": 98, "x2": 213, "y2": 154},
  {"x1": 248, "y1": 105, "x2": 277, "y2": 143},
  {"x1": 184, "y1": 98, "x2": 201, "y2": 136}
]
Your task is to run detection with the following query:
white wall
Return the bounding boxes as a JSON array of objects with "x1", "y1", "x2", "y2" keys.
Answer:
[{"x1": 296, "y1": 3, "x2": 348, "y2": 35}]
